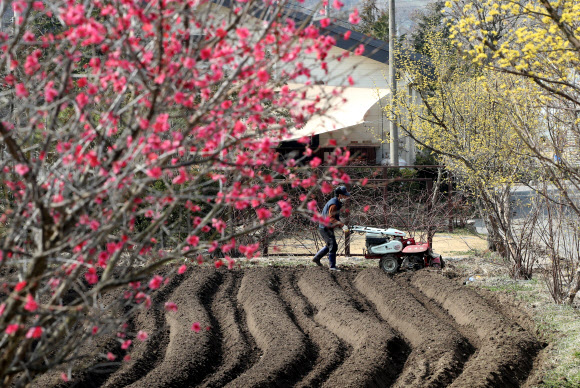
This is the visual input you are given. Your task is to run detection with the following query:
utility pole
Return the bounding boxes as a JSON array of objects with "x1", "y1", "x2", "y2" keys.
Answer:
[{"x1": 388, "y1": 0, "x2": 399, "y2": 166}]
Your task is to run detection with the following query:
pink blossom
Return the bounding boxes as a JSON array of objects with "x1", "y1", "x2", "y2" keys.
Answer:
[
  {"x1": 12, "y1": 2, "x2": 25, "y2": 14},
  {"x1": 191, "y1": 322, "x2": 201, "y2": 333},
  {"x1": 6, "y1": 324, "x2": 19, "y2": 335},
  {"x1": 15, "y1": 163, "x2": 30, "y2": 176},
  {"x1": 200, "y1": 47, "x2": 211, "y2": 60},
  {"x1": 107, "y1": 352, "x2": 116, "y2": 361},
  {"x1": 24, "y1": 294, "x2": 38, "y2": 312},
  {"x1": 121, "y1": 339, "x2": 132, "y2": 350},
  {"x1": 164, "y1": 302, "x2": 178, "y2": 312},
  {"x1": 0, "y1": 303, "x2": 5, "y2": 316},
  {"x1": 186, "y1": 235, "x2": 199, "y2": 247},
  {"x1": 60, "y1": 373, "x2": 69, "y2": 382},
  {"x1": 344, "y1": 30, "x2": 351, "y2": 40},
  {"x1": 26, "y1": 326, "x2": 43, "y2": 339},
  {"x1": 45, "y1": 82, "x2": 59, "y2": 102},
  {"x1": 277, "y1": 200, "x2": 292, "y2": 217},
  {"x1": 89, "y1": 219, "x2": 100, "y2": 231},
  {"x1": 212, "y1": 218, "x2": 226, "y2": 233},
  {"x1": 178, "y1": 265, "x2": 187, "y2": 275},
  {"x1": 148, "y1": 275, "x2": 163, "y2": 290},
  {"x1": 146, "y1": 167, "x2": 162, "y2": 179},
  {"x1": 15, "y1": 83, "x2": 29, "y2": 98},
  {"x1": 354, "y1": 44, "x2": 365, "y2": 56},
  {"x1": 136, "y1": 331, "x2": 148, "y2": 341},
  {"x1": 92, "y1": 326, "x2": 99, "y2": 335},
  {"x1": 307, "y1": 200, "x2": 318, "y2": 213},
  {"x1": 256, "y1": 69, "x2": 270, "y2": 83},
  {"x1": 76, "y1": 93, "x2": 89, "y2": 108},
  {"x1": 214, "y1": 260, "x2": 223, "y2": 269},
  {"x1": 62, "y1": 3, "x2": 85, "y2": 25},
  {"x1": 321, "y1": 182, "x2": 333, "y2": 194},
  {"x1": 23, "y1": 31, "x2": 35, "y2": 43},
  {"x1": 172, "y1": 167, "x2": 187, "y2": 185},
  {"x1": 24, "y1": 50, "x2": 40, "y2": 74},
  {"x1": 15, "y1": 281, "x2": 27, "y2": 291},
  {"x1": 256, "y1": 207, "x2": 271, "y2": 221},
  {"x1": 309, "y1": 157, "x2": 322, "y2": 168},
  {"x1": 85, "y1": 267, "x2": 98, "y2": 285},
  {"x1": 153, "y1": 113, "x2": 170, "y2": 133},
  {"x1": 332, "y1": 0, "x2": 344, "y2": 9},
  {"x1": 364, "y1": 205, "x2": 370, "y2": 212},
  {"x1": 361, "y1": 177, "x2": 368, "y2": 186},
  {"x1": 239, "y1": 243, "x2": 260, "y2": 258},
  {"x1": 236, "y1": 28, "x2": 250, "y2": 40},
  {"x1": 349, "y1": 8, "x2": 360, "y2": 24}
]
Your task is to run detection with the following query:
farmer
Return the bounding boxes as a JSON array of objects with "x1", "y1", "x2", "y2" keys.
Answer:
[{"x1": 312, "y1": 185, "x2": 350, "y2": 271}]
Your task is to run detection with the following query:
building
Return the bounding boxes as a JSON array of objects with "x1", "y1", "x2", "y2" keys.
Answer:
[{"x1": 273, "y1": 5, "x2": 426, "y2": 166}]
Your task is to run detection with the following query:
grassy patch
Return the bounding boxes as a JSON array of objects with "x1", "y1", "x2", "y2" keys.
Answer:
[
  {"x1": 448, "y1": 249, "x2": 479, "y2": 257},
  {"x1": 472, "y1": 274, "x2": 580, "y2": 386}
]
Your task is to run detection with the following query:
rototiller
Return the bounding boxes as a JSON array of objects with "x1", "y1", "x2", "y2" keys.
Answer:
[{"x1": 349, "y1": 226, "x2": 444, "y2": 273}]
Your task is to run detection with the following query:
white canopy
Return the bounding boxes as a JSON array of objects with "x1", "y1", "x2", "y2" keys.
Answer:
[{"x1": 285, "y1": 84, "x2": 390, "y2": 141}]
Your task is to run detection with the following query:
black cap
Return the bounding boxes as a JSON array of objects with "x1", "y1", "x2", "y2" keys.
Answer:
[{"x1": 335, "y1": 185, "x2": 351, "y2": 196}]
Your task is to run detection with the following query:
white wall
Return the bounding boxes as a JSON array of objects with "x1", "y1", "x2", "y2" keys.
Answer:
[{"x1": 280, "y1": 46, "x2": 391, "y2": 88}]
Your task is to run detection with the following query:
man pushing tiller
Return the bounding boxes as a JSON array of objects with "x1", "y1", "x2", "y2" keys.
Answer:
[{"x1": 312, "y1": 186, "x2": 350, "y2": 271}]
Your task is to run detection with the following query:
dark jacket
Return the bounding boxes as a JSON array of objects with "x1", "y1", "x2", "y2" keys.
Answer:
[{"x1": 319, "y1": 197, "x2": 343, "y2": 229}]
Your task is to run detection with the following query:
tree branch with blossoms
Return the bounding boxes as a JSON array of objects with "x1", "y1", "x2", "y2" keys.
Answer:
[{"x1": 0, "y1": 0, "x2": 362, "y2": 384}]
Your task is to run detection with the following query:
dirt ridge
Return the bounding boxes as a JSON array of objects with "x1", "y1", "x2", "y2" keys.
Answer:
[
  {"x1": 277, "y1": 269, "x2": 350, "y2": 388},
  {"x1": 298, "y1": 268, "x2": 404, "y2": 387},
  {"x1": 225, "y1": 268, "x2": 309, "y2": 387},
  {"x1": 411, "y1": 271, "x2": 541, "y2": 387},
  {"x1": 355, "y1": 269, "x2": 472, "y2": 387},
  {"x1": 45, "y1": 267, "x2": 543, "y2": 388}
]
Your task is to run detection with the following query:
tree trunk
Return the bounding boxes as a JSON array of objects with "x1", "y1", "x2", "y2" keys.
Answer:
[{"x1": 566, "y1": 268, "x2": 580, "y2": 304}]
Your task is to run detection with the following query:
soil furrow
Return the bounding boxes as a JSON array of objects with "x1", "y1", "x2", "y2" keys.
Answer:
[
  {"x1": 123, "y1": 268, "x2": 220, "y2": 387},
  {"x1": 394, "y1": 273, "x2": 481, "y2": 349},
  {"x1": 298, "y1": 267, "x2": 403, "y2": 387},
  {"x1": 198, "y1": 270, "x2": 257, "y2": 388},
  {"x1": 102, "y1": 271, "x2": 189, "y2": 388},
  {"x1": 355, "y1": 268, "x2": 473, "y2": 387},
  {"x1": 277, "y1": 268, "x2": 350, "y2": 388},
  {"x1": 26, "y1": 266, "x2": 549, "y2": 388},
  {"x1": 31, "y1": 288, "x2": 127, "y2": 388},
  {"x1": 224, "y1": 267, "x2": 309, "y2": 387},
  {"x1": 332, "y1": 269, "x2": 387, "y2": 320},
  {"x1": 411, "y1": 271, "x2": 541, "y2": 388}
]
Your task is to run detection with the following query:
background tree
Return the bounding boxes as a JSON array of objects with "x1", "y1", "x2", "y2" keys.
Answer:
[
  {"x1": 0, "y1": 0, "x2": 359, "y2": 384},
  {"x1": 356, "y1": 0, "x2": 389, "y2": 41},
  {"x1": 386, "y1": 34, "x2": 540, "y2": 279},
  {"x1": 446, "y1": 0, "x2": 580, "y2": 303},
  {"x1": 408, "y1": 0, "x2": 449, "y2": 55}
]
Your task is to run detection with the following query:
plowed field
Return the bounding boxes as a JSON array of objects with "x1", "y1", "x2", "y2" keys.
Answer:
[{"x1": 53, "y1": 267, "x2": 543, "y2": 388}]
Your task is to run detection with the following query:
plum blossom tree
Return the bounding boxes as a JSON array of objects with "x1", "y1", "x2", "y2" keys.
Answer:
[{"x1": 0, "y1": 0, "x2": 359, "y2": 384}]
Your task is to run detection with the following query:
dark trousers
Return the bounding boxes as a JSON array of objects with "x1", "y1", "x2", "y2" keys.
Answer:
[{"x1": 313, "y1": 227, "x2": 337, "y2": 268}]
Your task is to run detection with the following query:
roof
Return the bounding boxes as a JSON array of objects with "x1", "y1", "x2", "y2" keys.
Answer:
[
  {"x1": 212, "y1": 0, "x2": 430, "y2": 68},
  {"x1": 284, "y1": 83, "x2": 389, "y2": 141}
]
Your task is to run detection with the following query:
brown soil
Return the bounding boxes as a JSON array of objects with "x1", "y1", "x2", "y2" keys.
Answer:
[
  {"x1": 50, "y1": 266, "x2": 543, "y2": 387},
  {"x1": 270, "y1": 231, "x2": 488, "y2": 258}
]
